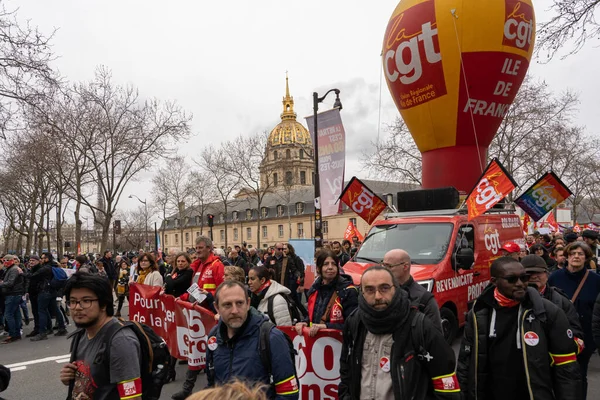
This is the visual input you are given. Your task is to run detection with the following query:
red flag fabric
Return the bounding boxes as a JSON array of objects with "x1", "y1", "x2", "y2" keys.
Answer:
[
  {"x1": 522, "y1": 214, "x2": 530, "y2": 235},
  {"x1": 343, "y1": 220, "x2": 364, "y2": 242},
  {"x1": 339, "y1": 177, "x2": 387, "y2": 225},
  {"x1": 546, "y1": 213, "x2": 559, "y2": 232},
  {"x1": 466, "y1": 159, "x2": 517, "y2": 220},
  {"x1": 573, "y1": 224, "x2": 581, "y2": 233}
]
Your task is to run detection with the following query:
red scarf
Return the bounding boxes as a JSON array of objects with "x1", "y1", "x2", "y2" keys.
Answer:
[
  {"x1": 494, "y1": 288, "x2": 520, "y2": 308},
  {"x1": 539, "y1": 285, "x2": 547, "y2": 295},
  {"x1": 253, "y1": 280, "x2": 271, "y2": 294}
]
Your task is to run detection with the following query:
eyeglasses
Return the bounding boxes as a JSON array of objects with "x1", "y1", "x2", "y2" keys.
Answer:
[
  {"x1": 276, "y1": 247, "x2": 284, "y2": 250},
  {"x1": 499, "y1": 274, "x2": 530, "y2": 284},
  {"x1": 68, "y1": 298, "x2": 99, "y2": 309},
  {"x1": 381, "y1": 261, "x2": 408, "y2": 269},
  {"x1": 362, "y1": 284, "x2": 394, "y2": 296}
]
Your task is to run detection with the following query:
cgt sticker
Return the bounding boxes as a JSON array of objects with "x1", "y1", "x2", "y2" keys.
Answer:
[
  {"x1": 207, "y1": 336, "x2": 218, "y2": 351},
  {"x1": 524, "y1": 331, "x2": 539, "y2": 347}
]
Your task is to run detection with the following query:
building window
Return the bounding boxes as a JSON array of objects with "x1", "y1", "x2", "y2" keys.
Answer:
[
  {"x1": 323, "y1": 221, "x2": 329, "y2": 234},
  {"x1": 300, "y1": 171, "x2": 306, "y2": 185},
  {"x1": 261, "y1": 207, "x2": 268, "y2": 218},
  {"x1": 246, "y1": 227, "x2": 252, "y2": 239},
  {"x1": 299, "y1": 150, "x2": 304, "y2": 160},
  {"x1": 196, "y1": 231, "x2": 200, "y2": 238},
  {"x1": 278, "y1": 225, "x2": 284, "y2": 237},
  {"x1": 185, "y1": 232, "x2": 190, "y2": 243},
  {"x1": 184, "y1": 217, "x2": 190, "y2": 226},
  {"x1": 262, "y1": 226, "x2": 268, "y2": 239},
  {"x1": 220, "y1": 230, "x2": 225, "y2": 240},
  {"x1": 174, "y1": 219, "x2": 179, "y2": 228},
  {"x1": 273, "y1": 173, "x2": 278, "y2": 186},
  {"x1": 219, "y1": 213, "x2": 225, "y2": 223},
  {"x1": 232, "y1": 211, "x2": 238, "y2": 221},
  {"x1": 246, "y1": 209, "x2": 252, "y2": 220},
  {"x1": 175, "y1": 234, "x2": 179, "y2": 244},
  {"x1": 277, "y1": 205, "x2": 285, "y2": 217},
  {"x1": 234, "y1": 228, "x2": 238, "y2": 241},
  {"x1": 297, "y1": 223, "x2": 304, "y2": 238},
  {"x1": 296, "y1": 202, "x2": 304, "y2": 215},
  {"x1": 195, "y1": 216, "x2": 201, "y2": 224},
  {"x1": 286, "y1": 149, "x2": 291, "y2": 159},
  {"x1": 386, "y1": 194, "x2": 394, "y2": 206},
  {"x1": 165, "y1": 235, "x2": 168, "y2": 245},
  {"x1": 350, "y1": 218, "x2": 357, "y2": 226},
  {"x1": 285, "y1": 171, "x2": 293, "y2": 185},
  {"x1": 274, "y1": 151, "x2": 278, "y2": 160}
]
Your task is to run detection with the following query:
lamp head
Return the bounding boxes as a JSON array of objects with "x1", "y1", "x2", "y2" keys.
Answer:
[{"x1": 333, "y1": 91, "x2": 342, "y2": 111}]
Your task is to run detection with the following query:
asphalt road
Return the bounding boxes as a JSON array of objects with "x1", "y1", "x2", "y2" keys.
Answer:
[{"x1": 1, "y1": 303, "x2": 599, "y2": 399}]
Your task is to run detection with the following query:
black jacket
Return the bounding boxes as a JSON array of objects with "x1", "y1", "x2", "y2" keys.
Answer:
[
  {"x1": 164, "y1": 268, "x2": 194, "y2": 298},
  {"x1": 339, "y1": 289, "x2": 460, "y2": 400},
  {"x1": 402, "y1": 276, "x2": 443, "y2": 333},
  {"x1": 592, "y1": 292, "x2": 600, "y2": 354},
  {"x1": 266, "y1": 255, "x2": 300, "y2": 287},
  {"x1": 457, "y1": 286, "x2": 581, "y2": 400},
  {"x1": 541, "y1": 285, "x2": 584, "y2": 344},
  {"x1": 228, "y1": 256, "x2": 248, "y2": 275},
  {"x1": 337, "y1": 251, "x2": 350, "y2": 267},
  {"x1": 304, "y1": 274, "x2": 358, "y2": 330},
  {"x1": 0, "y1": 265, "x2": 25, "y2": 296},
  {"x1": 28, "y1": 263, "x2": 54, "y2": 294},
  {"x1": 100, "y1": 256, "x2": 116, "y2": 280}
]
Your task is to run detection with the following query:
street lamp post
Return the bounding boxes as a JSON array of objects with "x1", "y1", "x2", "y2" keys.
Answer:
[
  {"x1": 129, "y1": 195, "x2": 149, "y2": 251},
  {"x1": 312, "y1": 89, "x2": 342, "y2": 249}
]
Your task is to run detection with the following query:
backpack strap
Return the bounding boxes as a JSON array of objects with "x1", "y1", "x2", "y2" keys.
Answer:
[
  {"x1": 410, "y1": 310, "x2": 427, "y2": 360},
  {"x1": 320, "y1": 292, "x2": 339, "y2": 324},
  {"x1": 259, "y1": 320, "x2": 276, "y2": 384},
  {"x1": 267, "y1": 296, "x2": 277, "y2": 324}
]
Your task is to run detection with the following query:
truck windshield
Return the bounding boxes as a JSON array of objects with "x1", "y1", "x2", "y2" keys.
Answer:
[{"x1": 355, "y1": 223, "x2": 454, "y2": 265}]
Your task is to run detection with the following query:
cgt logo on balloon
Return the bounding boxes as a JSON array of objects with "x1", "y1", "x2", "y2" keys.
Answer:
[
  {"x1": 503, "y1": 0, "x2": 534, "y2": 51},
  {"x1": 383, "y1": 0, "x2": 446, "y2": 109}
]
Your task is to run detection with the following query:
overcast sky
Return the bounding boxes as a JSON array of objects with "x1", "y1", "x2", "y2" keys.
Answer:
[{"x1": 11, "y1": 0, "x2": 599, "y2": 218}]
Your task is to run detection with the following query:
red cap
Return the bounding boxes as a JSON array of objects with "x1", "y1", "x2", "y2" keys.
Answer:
[{"x1": 501, "y1": 242, "x2": 521, "y2": 253}]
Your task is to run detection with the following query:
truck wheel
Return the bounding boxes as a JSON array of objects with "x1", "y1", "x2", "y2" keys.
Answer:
[{"x1": 440, "y1": 307, "x2": 458, "y2": 344}]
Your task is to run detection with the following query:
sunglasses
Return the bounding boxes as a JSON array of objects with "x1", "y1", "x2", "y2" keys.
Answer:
[
  {"x1": 499, "y1": 274, "x2": 530, "y2": 284},
  {"x1": 276, "y1": 247, "x2": 284, "y2": 250}
]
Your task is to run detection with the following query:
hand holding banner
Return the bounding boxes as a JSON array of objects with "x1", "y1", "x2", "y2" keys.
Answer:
[
  {"x1": 466, "y1": 158, "x2": 517, "y2": 220},
  {"x1": 339, "y1": 177, "x2": 388, "y2": 225}
]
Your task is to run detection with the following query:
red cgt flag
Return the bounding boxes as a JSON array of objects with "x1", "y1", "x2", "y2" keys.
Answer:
[
  {"x1": 339, "y1": 177, "x2": 388, "y2": 225},
  {"x1": 466, "y1": 158, "x2": 517, "y2": 220},
  {"x1": 522, "y1": 213, "x2": 531, "y2": 235},
  {"x1": 344, "y1": 220, "x2": 364, "y2": 242},
  {"x1": 546, "y1": 213, "x2": 559, "y2": 232}
]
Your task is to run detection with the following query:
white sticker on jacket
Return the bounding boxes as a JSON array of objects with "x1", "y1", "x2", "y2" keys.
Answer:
[{"x1": 524, "y1": 331, "x2": 539, "y2": 346}]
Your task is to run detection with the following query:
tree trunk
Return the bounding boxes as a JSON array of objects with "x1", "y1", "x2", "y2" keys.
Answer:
[
  {"x1": 16, "y1": 233, "x2": 23, "y2": 256},
  {"x1": 25, "y1": 196, "x2": 37, "y2": 255},
  {"x1": 101, "y1": 216, "x2": 111, "y2": 251},
  {"x1": 74, "y1": 191, "x2": 82, "y2": 254},
  {"x1": 46, "y1": 212, "x2": 51, "y2": 253}
]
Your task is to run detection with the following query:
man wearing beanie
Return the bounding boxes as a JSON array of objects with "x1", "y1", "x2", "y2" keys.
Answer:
[
  {"x1": 339, "y1": 266, "x2": 460, "y2": 399},
  {"x1": 522, "y1": 254, "x2": 584, "y2": 350},
  {"x1": 457, "y1": 257, "x2": 581, "y2": 400}
]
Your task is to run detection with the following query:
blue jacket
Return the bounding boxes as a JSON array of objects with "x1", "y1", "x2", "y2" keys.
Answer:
[
  {"x1": 206, "y1": 312, "x2": 299, "y2": 400},
  {"x1": 549, "y1": 267, "x2": 600, "y2": 349}
]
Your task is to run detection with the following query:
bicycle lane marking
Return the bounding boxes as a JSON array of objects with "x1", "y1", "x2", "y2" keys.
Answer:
[{"x1": 6, "y1": 353, "x2": 71, "y2": 371}]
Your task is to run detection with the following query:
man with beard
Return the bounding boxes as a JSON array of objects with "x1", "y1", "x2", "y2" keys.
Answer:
[
  {"x1": 339, "y1": 266, "x2": 460, "y2": 400},
  {"x1": 266, "y1": 243, "x2": 301, "y2": 295},
  {"x1": 457, "y1": 257, "x2": 581, "y2": 400},
  {"x1": 59, "y1": 273, "x2": 142, "y2": 399},
  {"x1": 205, "y1": 281, "x2": 298, "y2": 400}
]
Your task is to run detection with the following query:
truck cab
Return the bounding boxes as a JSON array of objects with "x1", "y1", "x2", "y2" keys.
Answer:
[{"x1": 343, "y1": 208, "x2": 524, "y2": 343}]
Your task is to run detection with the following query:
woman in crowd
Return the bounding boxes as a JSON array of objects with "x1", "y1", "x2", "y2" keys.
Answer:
[
  {"x1": 284, "y1": 243, "x2": 305, "y2": 303},
  {"x1": 136, "y1": 253, "x2": 163, "y2": 287},
  {"x1": 163, "y1": 252, "x2": 194, "y2": 383},
  {"x1": 530, "y1": 243, "x2": 557, "y2": 269},
  {"x1": 115, "y1": 259, "x2": 130, "y2": 317},
  {"x1": 248, "y1": 266, "x2": 293, "y2": 326},
  {"x1": 295, "y1": 249, "x2": 358, "y2": 337},
  {"x1": 342, "y1": 239, "x2": 352, "y2": 255}
]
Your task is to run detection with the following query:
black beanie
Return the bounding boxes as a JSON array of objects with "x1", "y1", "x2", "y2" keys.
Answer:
[{"x1": 0, "y1": 364, "x2": 10, "y2": 392}]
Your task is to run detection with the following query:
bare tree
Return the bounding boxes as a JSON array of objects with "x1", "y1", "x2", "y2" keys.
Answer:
[
  {"x1": 536, "y1": 0, "x2": 600, "y2": 60},
  {"x1": 189, "y1": 171, "x2": 218, "y2": 237}
]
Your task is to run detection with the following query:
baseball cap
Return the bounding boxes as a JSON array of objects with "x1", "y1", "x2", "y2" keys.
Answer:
[
  {"x1": 501, "y1": 242, "x2": 521, "y2": 253},
  {"x1": 521, "y1": 254, "x2": 548, "y2": 273}
]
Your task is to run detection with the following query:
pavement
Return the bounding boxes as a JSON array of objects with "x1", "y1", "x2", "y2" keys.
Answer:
[{"x1": 1, "y1": 301, "x2": 599, "y2": 399}]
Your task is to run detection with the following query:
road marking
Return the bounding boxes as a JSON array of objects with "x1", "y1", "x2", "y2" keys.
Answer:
[
  {"x1": 55, "y1": 358, "x2": 71, "y2": 364},
  {"x1": 5, "y1": 353, "x2": 71, "y2": 369},
  {"x1": 9, "y1": 366, "x2": 26, "y2": 372}
]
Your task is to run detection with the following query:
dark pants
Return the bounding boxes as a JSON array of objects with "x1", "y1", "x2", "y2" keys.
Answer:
[
  {"x1": 578, "y1": 345, "x2": 595, "y2": 399},
  {"x1": 117, "y1": 295, "x2": 127, "y2": 314},
  {"x1": 38, "y1": 292, "x2": 65, "y2": 334},
  {"x1": 182, "y1": 369, "x2": 200, "y2": 393},
  {"x1": 30, "y1": 294, "x2": 39, "y2": 334},
  {"x1": 4, "y1": 295, "x2": 22, "y2": 338},
  {"x1": 20, "y1": 297, "x2": 29, "y2": 321}
]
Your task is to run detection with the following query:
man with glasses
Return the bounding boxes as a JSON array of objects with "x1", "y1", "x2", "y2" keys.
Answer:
[
  {"x1": 0, "y1": 255, "x2": 25, "y2": 343},
  {"x1": 382, "y1": 249, "x2": 442, "y2": 333},
  {"x1": 458, "y1": 257, "x2": 581, "y2": 400},
  {"x1": 339, "y1": 265, "x2": 459, "y2": 399},
  {"x1": 549, "y1": 241, "x2": 600, "y2": 399},
  {"x1": 60, "y1": 272, "x2": 142, "y2": 399}
]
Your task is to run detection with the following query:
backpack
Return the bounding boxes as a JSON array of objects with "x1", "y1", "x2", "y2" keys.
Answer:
[
  {"x1": 267, "y1": 293, "x2": 308, "y2": 325},
  {"x1": 259, "y1": 320, "x2": 298, "y2": 388},
  {"x1": 50, "y1": 266, "x2": 68, "y2": 290},
  {"x1": 68, "y1": 319, "x2": 171, "y2": 400}
]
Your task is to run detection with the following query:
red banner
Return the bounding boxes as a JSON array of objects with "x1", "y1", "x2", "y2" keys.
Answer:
[
  {"x1": 279, "y1": 326, "x2": 342, "y2": 399},
  {"x1": 466, "y1": 158, "x2": 517, "y2": 220},
  {"x1": 129, "y1": 283, "x2": 216, "y2": 370},
  {"x1": 339, "y1": 177, "x2": 387, "y2": 225},
  {"x1": 343, "y1": 220, "x2": 364, "y2": 242}
]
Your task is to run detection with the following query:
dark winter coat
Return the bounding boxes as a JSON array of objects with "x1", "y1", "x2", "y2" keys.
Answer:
[
  {"x1": 163, "y1": 267, "x2": 193, "y2": 298},
  {"x1": 592, "y1": 292, "x2": 600, "y2": 355},
  {"x1": 541, "y1": 285, "x2": 584, "y2": 343},
  {"x1": 457, "y1": 286, "x2": 581, "y2": 400},
  {"x1": 0, "y1": 265, "x2": 25, "y2": 296},
  {"x1": 28, "y1": 262, "x2": 54, "y2": 294},
  {"x1": 402, "y1": 276, "x2": 443, "y2": 333},
  {"x1": 304, "y1": 273, "x2": 358, "y2": 330}
]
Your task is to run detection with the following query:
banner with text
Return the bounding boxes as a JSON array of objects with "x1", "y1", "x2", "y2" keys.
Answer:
[
  {"x1": 339, "y1": 177, "x2": 387, "y2": 225},
  {"x1": 129, "y1": 283, "x2": 216, "y2": 370},
  {"x1": 306, "y1": 108, "x2": 346, "y2": 217},
  {"x1": 466, "y1": 158, "x2": 517, "y2": 220},
  {"x1": 515, "y1": 172, "x2": 572, "y2": 222}
]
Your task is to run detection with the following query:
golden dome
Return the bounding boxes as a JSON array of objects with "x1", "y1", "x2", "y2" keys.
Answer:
[{"x1": 268, "y1": 75, "x2": 312, "y2": 148}]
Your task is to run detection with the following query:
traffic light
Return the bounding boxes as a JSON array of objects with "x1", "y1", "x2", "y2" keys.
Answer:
[
  {"x1": 114, "y1": 220, "x2": 121, "y2": 234},
  {"x1": 207, "y1": 214, "x2": 214, "y2": 228}
]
